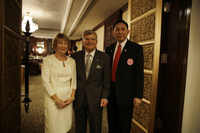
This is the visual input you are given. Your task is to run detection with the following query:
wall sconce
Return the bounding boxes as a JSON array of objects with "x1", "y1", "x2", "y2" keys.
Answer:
[{"x1": 37, "y1": 47, "x2": 44, "y2": 54}]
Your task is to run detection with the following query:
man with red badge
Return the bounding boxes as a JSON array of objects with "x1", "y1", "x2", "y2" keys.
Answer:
[{"x1": 105, "y1": 20, "x2": 144, "y2": 133}]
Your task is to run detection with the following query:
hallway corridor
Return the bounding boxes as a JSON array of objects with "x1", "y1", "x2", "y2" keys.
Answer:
[{"x1": 21, "y1": 75, "x2": 109, "y2": 133}]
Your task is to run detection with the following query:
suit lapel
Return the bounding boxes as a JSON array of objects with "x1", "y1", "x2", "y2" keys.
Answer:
[
  {"x1": 118, "y1": 40, "x2": 130, "y2": 66},
  {"x1": 79, "y1": 51, "x2": 87, "y2": 82},
  {"x1": 109, "y1": 43, "x2": 117, "y2": 68},
  {"x1": 87, "y1": 50, "x2": 100, "y2": 80}
]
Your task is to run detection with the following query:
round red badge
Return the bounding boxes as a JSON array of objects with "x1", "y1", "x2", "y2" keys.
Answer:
[{"x1": 127, "y1": 58, "x2": 134, "y2": 65}]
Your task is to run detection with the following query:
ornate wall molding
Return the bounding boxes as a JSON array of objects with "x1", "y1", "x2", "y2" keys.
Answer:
[
  {"x1": 130, "y1": 13, "x2": 155, "y2": 43},
  {"x1": 133, "y1": 102, "x2": 150, "y2": 130},
  {"x1": 143, "y1": 44, "x2": 154, "y2": 70},
  {"x1": 143, "y1": 74, "x2": 152, "y2": 101},
  {"x1": 130, "y1": 0, "x2": 160, "y2": 132},
  {"x1": 131, "y1": 0, "x2": 156, "y2": 21}
]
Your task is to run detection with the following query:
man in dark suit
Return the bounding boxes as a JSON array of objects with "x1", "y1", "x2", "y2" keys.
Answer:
[
  {"x1": 73, "y1": 30, "x2": 111, "y2": 133},
  {"x1": 105, "y1": 20, "x2": 144, "y2": 133}
]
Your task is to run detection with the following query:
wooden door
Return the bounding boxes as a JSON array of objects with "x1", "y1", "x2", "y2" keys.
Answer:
[
  {"x1": 155, "y1": 0, "x2": 192, "y2": 132},
  {"x1": 0, "y1": 0, "x2": 22, "y2": 132},
  {"x1": 128, "y1": 0, "x2": 163, "y2": 132}
]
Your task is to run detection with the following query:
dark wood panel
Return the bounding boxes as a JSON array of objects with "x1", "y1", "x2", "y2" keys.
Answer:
[
  {"x1": 47, "y1": 39, "x2": 53, "y2": 54},
  {"x1": 0, "y1": 0, "x2": 4, "y2": 131},
  {"x1": 4, "y1": 0, "x2": 21, "y2": 35},
  {"x1": 4, "y1": 97, "x2": 21, "y2": 133},
  {"x1": 104, "y1": 10, "x2": 122, "y2": 49},
  {"x1": 121, "y1": 3, "x2": 128, "y2": 13},
  {"x1": 103, "y1": 3, "x2": 128, "y2": 49},
  {"x1": 4, "y1": 26, "x2": 21, "y2": 39},
  {"x1": 21, "y1": 36, "x2": 53, "y2": 58},
  {"x1": 93, "y1": 21, "x2": 105, "y2": 31},
  {"x1": 4, "y1": 33, "x2": 21, "y2": 69},
  {"x1": 1, "y1": 0, "x2": 22, "y2": 132},
  {"x1": 155, "y1": 0, "x2": 192, "y2": 132}
]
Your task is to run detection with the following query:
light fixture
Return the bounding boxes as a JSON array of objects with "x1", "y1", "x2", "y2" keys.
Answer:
[
  {"x1": 37, "y1": 43, "x2": 44, "y2": 54},
  {"x1": 37, "y1": 47, "x2": 44, "y2": 54},
  {"x1": 22, "y1": 12, "x2": 39, "y2": 33}
]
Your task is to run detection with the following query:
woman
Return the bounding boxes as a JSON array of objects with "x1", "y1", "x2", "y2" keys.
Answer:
[{"x1": 42, "y1": 33, "x2": 76, "y2": 133}]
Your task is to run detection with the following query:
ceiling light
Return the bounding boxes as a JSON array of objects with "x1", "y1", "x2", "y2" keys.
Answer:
[{"x1": 22, "y1": 12, "x2": 39, "y2": 32}]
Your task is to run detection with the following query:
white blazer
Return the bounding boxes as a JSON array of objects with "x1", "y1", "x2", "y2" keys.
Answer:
[{"x1": 42, "y1": 54, "x2": 76, "y2": 106}]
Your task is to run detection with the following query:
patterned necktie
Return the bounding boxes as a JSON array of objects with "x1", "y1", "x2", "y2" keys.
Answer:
[
  {"x1": 86, "y1": 54, "x2": 91, "y2": 79},
  {"x1": 111, "y1": 44, "x2": 121, "y2": 82}
]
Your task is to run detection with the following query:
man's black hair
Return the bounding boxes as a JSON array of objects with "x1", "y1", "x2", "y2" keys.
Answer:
[{"x1": 113, "y1": 20, "x2": 129, "y2": 30}]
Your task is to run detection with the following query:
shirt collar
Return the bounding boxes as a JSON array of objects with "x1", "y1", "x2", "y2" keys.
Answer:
[
  {"x1": 85, "y1": 49, "x2": 96, "y2": 57},
  {"x1": 116, "y1": 39, "x2": 127, "y2": 49}
]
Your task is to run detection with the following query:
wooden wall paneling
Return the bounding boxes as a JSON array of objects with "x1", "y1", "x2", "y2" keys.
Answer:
[
  {"x1": 33, "y1": 38, "x2": 47, "y2": 56},
  {"x1": 70, "y1": 40, "x2": 76, "y2": 50},
  {"x1": 49, "y1": 39, "x2": 53, "y2": 54},
  {"x1": 21, "y1": 37, "x2": 54, "y2": 56},
  {"x1": 47, "y1": 39, "x2": 53, "y2": 55},
  {"x1": 129, "y1": 0, "x2": 162, "y2": 133},
  {"x1": 121, "y1": 3, "x2": 128, "y2": 13},
  {"x1": 104, "y1": 10, "x2": 122, "y2": 49},
  {"x1": 1, "y1": 0, "x2": 22, "y2": 132},
  {"x1": 21, "y1": 37, "x2": 26, "y2": 64},
  {"x1": 4, "y1": 68, "x2": 21, "y2": 132},
  {"x1": 155, "y1": 0, "x2": 192, "y2": 132},
  {"x1": 0, "y1": 0, "x2": 4, "y2": 132},
  {"x1": 4, "y1": 0, "x2": 21, "y2": 36},
  {"x1": 31, "y1": 37, "x2": 37, "y2": 55},
  {"x1": 44, "y1": 38, "x2": 47, "y2": 56},
  {"x1": 93, "y1": 21, "x2": 105, "y2": 31}
]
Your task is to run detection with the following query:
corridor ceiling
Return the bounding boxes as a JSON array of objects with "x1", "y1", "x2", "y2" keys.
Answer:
[{"x1": 22, "y1": 0, "x2": 128, "y2": 40}]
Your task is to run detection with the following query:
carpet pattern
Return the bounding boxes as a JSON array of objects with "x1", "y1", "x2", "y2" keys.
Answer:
[{"x1": 21, "y1": 75, "x2": 109, "y2": 133}]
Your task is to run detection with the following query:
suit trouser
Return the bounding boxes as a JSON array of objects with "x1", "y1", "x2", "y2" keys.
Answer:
[
  {"x1": 107, "y1": 82, "x2": 133, "y2": 133},
  {"x1": 75, "y1": 96, "x2": 102, "y2": 133}
]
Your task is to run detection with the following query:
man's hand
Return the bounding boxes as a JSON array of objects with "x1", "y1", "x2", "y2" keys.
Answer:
[
  {"x1": 100, "y1": 99, "x2": 108, "y2": 107},
  {"x1": 134, "y1": 98, "x2": 142, "y2": 107}
]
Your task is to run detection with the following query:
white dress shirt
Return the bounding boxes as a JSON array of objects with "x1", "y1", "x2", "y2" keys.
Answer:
[
  {"x1": 112, "y1": 39, "x2": 127, "y2": 64},
  {"x1": 85, "y1": 49, "x2": 96, "y2": 64}
]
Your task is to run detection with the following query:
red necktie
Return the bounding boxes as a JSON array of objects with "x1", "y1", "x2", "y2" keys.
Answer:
[{"x1": 111, "y1": 44, "x2": 121, "y2": 82}]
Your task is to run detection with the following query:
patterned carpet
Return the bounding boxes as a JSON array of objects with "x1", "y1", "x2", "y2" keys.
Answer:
[{"x1": 21, "y1": 75, "x2": 109, "y2": 133}]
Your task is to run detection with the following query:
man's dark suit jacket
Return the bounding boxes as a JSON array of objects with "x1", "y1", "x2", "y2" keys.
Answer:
[
  {"x1": 105, "y1": 39, "x2": 144, "y2": 107},
  {"x1": 73, "y1": 49, "x2": 111, "y2": 113}
]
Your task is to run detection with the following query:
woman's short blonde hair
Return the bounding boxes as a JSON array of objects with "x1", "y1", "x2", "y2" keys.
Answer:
[{"x1": 52, "y1": 33, "x2": 70, "y2": 51}]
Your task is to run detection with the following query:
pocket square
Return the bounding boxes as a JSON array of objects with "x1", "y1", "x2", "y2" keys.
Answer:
[{"x1": 96, "y1": 65, "x2": 101, "y2": 69}]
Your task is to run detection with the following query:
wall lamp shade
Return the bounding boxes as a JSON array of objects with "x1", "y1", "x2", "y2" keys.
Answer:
[{"x1": 22, "y1": 16, "x2": 39, "y2": 32}]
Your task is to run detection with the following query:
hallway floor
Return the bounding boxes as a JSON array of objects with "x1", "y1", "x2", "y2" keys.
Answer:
[{"x1": 21, "y1": 75, "x2": 109, "y2": 133}]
